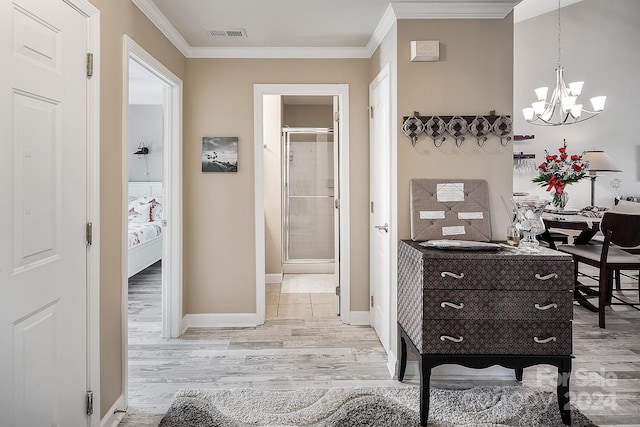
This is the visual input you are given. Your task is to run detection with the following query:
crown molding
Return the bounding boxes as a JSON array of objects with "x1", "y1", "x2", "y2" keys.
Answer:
[
  {"x1": 391, "y1": 2, "x2": 520, "y2": 20},
  {"x1": 365, "y1": 4, "x2": 398, "y2": 58},
  {"x1": 130, "y1": 0, "x2": 190, "y2": 56},
  {"x1": 132, "y1": 0, "x2": 519, "y2": 59},
  {"x1": 186, "y1": 46, "x2": 371, "y2": 59}
]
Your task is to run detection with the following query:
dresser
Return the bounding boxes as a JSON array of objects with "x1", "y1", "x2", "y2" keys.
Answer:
[{"x1": 397, "y1": 240, "x2": 574, "y2": 426}]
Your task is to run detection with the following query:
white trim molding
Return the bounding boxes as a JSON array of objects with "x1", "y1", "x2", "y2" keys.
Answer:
[
  {"x1": 265, "y1": 273, "x2": 283, "y2": 284},
  {"x1": 182, "y1": 314, "x2": 258, "y2": 332},
  {"x1": 129, "y1": 0, "x2": 190, "y2": 56},
  {"x1": 131, "y1": 0, "x2": 519, "y2": 59},
  {"x1": 348, "y1": 311, "x2": 371, "y2": 326}
]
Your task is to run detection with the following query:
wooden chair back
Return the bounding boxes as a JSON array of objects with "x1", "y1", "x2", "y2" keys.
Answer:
[{"x1": 600, "y1": 212, "x2": 640, "y2": 249}]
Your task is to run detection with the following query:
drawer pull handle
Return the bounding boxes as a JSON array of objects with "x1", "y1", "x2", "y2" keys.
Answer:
[
  {"x1": 534, "y1": 303, "x2": 558, "y2": 310},
  {"x1": 441, "y1": 271, "x2": 464, "y2": 279},
  {"x1": 533, "y1": 336, "x2": 557, "y2": 344},
  {"x1": 441, "y1": 301, "x2": 464, "y2": 310},
  {"x1": 440, "y1": 335, "x2": 464, "y2": 343},
  {"x1": 535, "y1": 273, "x2": 558, "y2": 281}
]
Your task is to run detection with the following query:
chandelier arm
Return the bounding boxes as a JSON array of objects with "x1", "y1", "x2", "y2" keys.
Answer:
[{"x1": 527, "y1": 113, "x2": 600, "y2": 126}]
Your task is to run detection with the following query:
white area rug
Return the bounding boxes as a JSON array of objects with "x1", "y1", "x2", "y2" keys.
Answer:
[
  {"x1": 281, "y1": 274, "x2": 335, "y2": 294},
  {"x1": 158, "y1": 385, "x2": 596, "y2": 426}
]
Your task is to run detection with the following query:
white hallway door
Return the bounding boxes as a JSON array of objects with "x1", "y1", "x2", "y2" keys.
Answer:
[
  {"x1": 369, "y1": 66, "x2": 391, "y2": 352},
  {"x1": 0, "y1": 0, "x2": 90, "y2": 426}
]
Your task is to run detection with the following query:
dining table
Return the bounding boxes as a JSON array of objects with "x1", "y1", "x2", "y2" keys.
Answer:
[{"x1": 540, "y1": 212, "x2": 603, "y2": 312}]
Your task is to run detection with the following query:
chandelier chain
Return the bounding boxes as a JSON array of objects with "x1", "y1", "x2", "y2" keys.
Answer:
[{"x1": 557, "y1": 0, "x2": 562, "y2": 67}]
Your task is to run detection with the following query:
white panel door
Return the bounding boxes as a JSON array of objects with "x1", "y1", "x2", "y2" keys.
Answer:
[
  {"x1": 369, "y1": 66, "x2": 391, "y2": 352},
  {"x1": 0, "y1": 0, "x2": 89, "y2": 426}
]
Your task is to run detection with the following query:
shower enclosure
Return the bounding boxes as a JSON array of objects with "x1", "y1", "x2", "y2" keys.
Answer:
[{"x1": 282, "y1": 128, "x2": 335, "y2": 268}]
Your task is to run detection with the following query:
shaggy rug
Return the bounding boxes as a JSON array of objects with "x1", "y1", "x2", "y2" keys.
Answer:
[{"x1": 158, "y1": 385, "x2": 596, "y2": 427}]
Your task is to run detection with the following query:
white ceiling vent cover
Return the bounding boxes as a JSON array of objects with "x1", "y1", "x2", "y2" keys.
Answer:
[{"x1": 206, "y1": 28, "x2": 247, "y2": 38}]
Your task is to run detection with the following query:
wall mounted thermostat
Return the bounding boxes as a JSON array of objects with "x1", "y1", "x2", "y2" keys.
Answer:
[{"x1": 411, "y1": 41, "x2": 440, "y2": 62}]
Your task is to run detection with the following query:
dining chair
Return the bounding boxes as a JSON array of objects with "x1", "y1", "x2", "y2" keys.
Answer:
[{"x1": 557, "y1": 212, "x2": 640, "y2": 328}]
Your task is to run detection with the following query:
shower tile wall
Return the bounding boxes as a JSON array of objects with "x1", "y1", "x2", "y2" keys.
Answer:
[{"x1": 287, "y1": 133, "x2": 334, "y2": 261}]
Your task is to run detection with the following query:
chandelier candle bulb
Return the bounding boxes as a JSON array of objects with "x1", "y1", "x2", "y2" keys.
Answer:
[
  {"x1": 535, "y1": 87, "x2": 549, "y2": 101},
  {"x1": 590, "y1": 96, "x2": 606, "y2": 112},
  {"x1": 568, "y1": 81, "x2": 583, "y2": 96}
]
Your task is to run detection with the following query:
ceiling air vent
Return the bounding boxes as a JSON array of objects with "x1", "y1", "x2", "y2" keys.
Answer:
[{"x1": 206, "y1": 28, "x2": 247, "y2": 38}]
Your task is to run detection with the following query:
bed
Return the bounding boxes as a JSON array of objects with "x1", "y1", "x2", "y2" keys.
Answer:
[{"x1": 128, "y1": 181, "x2": 164, "y2": 278}]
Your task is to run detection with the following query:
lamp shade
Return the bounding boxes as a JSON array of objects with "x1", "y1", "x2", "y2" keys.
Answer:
[{"x1": 581, "y1": 150, "x2": 621, "y2": 174}]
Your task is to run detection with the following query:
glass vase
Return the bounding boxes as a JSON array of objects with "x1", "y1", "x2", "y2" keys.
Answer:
[
  {"x1": 551, "y1": 190, "x2": 569, "y2": 211},
  {"x1": 515, "y1": 198, "x2": 547, "y2": 251}
]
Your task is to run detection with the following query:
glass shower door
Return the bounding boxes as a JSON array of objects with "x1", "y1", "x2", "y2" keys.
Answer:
[{"x1": 283, "y1": 128, "x2": 335, "y2": 263}]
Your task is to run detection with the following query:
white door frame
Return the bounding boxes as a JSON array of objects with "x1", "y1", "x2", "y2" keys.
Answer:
[
  {"x1": 74, "y1": 0, "x2": 101, "y2": 424},
  {"x1": 254, "y1": 84, "x2": 351, "y2": 324},
  {"x1": 121, "y1": 35, "x2": 183, "y2": 403}
]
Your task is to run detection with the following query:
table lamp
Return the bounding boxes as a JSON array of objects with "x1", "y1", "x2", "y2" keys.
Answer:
[{"x1": 581, "y1": 150, "x2": 621, "y2": 207}]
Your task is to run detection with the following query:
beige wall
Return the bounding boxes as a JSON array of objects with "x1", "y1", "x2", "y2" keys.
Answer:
[
  {"x1": 283, "y1": 104, "x2": 333, "y2": 128},
  {"x1": 396, "y1": 18, "x2": 514, "y2": 240},
  {"x1": 87, "y1": 0, "x2": 186, "y2": 417},
  {"x1": 183, "y1": 59, "x2": 371, "y2": 314}
]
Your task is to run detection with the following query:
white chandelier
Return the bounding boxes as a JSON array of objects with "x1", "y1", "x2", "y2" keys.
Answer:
[{"x1": 522, "y1": 0, "x2": 606, "y2": 126}]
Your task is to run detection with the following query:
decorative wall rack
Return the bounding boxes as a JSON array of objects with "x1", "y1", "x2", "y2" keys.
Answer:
[{"x1": 402, "y1": 112, "x2": 512, "y2": 148}]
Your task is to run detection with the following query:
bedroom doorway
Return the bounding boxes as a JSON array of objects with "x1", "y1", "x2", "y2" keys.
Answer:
[
  {"x1": 255, "y1": 85, "x2": 352, "y2": 324},
  {"x1": 122, "y1": 36, "x2": 183, "y2": 413}
]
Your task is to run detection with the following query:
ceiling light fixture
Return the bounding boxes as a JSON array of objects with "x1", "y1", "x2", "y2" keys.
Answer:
[{"x1": 522, "y1": 0, "x2": 606, "y2": 126}]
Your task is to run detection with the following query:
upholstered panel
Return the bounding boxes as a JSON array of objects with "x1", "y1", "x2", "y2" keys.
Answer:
[{"x1": 410, "y1": 179, "x2": 491, "y2": 242}]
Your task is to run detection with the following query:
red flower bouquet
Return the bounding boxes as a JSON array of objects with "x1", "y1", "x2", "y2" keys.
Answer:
[{"x1": 532, "y1": 139, "x2": 589, "y2": 209}]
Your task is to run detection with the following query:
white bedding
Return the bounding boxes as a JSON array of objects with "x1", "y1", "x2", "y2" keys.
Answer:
[
  {"x1": 128, "y1": 181, "x2": 164, "y2": 278},
  {"x1": 128, "y1": 220, "x2": 162, "y2": 249}
]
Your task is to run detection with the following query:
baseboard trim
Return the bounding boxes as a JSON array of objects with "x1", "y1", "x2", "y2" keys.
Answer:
[
  {"x1": 401, "y1": 361, "x2": 514, "y2": 380},
  {"x1": 265, "y1": 273, "x2": 283, "y2": 284},
  {"x1": 100, "y1": 394, "x2": 126, "y2": 427},
  {"x1": 282, "y1": 263, "x2": 334, "y2": 274},
  {"x1": 182, "y1": 313, "x2": 258, "y2": 332},
  {"x1": 348, "y1": 310, "x2": 370, "y2": 326},
  {"x1": 387, "y1": 350, "x2": 398, "y2": 378}
]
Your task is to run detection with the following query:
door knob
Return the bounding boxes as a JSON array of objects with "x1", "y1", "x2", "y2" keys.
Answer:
[{"x1": 375, "y1": 223, "x2": 389, "y2": 233}]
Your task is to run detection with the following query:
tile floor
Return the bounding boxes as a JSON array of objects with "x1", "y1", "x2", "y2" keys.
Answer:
[{"x1": 266, "y1": 274, "x2": 338, "y2": 319}]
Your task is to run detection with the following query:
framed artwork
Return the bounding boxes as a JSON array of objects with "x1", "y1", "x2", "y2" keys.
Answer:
[{"x1": 202, "y1": 136, "x2": 238, "y2": 172}]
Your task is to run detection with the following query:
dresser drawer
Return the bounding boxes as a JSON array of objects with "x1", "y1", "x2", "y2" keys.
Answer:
[
  {"x1": 423, "y1": 258, "x2": 573, "y2": 291},
  {"x1": 423, "y1": 290, "x2": 573, "y2": 321},
  {"x1": 416, "y1": 320, "x2": 571, "y2": 355}
]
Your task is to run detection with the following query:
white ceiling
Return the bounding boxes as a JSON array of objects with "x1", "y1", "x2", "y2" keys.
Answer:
[
  {"x1": 132, "y1": 0, "x2": 581, "y2": 59},
  {"x1": 132, "y1": 0, "x2": 524, "y2": 58}
]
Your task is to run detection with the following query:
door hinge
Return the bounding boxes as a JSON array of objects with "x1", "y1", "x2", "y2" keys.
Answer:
[
  {"x1": 334, "y1": 112, "x2": 340, "y2": 122},
  {"x1": 370, "y1": 201, "x2": 374, "y2": 213},
  {"x1": 370, "y1": 295, "x2": 374, "y2": 308},
  {"x1": 86, "y1": 53, "x2": 93, "y2": 78},
  {"x1": 86, "y1": 222, "x2": 93, "y2": 246},
  {"x1": 86, "y1": 390, "x2": 94, "y2": 415},
  {"x1": 335, "y1": 286, "x2": 340, "y2": 296},
  {"x1": 334, "y1": 198, "x2": 340, "y2": 209},
  {"x1": 370, "y1": 106, "x2": 374, "y2": 119}
]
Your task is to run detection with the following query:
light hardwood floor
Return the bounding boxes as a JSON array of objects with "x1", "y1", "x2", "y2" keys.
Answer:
[{"x1": 120, "y1": 263, "x2": 640, "y2": 426}]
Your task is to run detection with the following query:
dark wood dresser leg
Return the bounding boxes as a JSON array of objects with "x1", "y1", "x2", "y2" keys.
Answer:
[
  {"x1": 398, "y1": 334, "x2": 408, "y2": 382},
  {"x1": 418, "y1": 356, "x2": 431, "y2": 427},
  {"x1": 515, "y1": 367, "x2": 524, "y2": 382},
  {"x1": 557, "y1": 357, "x2": 572, "y2": 425}
]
